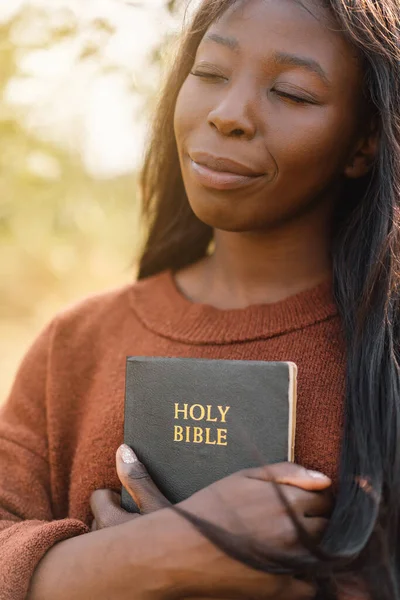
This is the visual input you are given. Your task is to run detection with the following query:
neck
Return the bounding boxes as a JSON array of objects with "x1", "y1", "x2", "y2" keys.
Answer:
[{"x1": 176, "y1": 203, "x2": 333, "y2": 309}]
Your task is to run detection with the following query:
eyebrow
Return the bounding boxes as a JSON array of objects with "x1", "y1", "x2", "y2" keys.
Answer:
[
  {"x1": 272, "y1": 51, "x2": 331, "y2": 87},
  {"x1": 203, "y1": 32, "x2": 239, "y2": 51},
  {"x1": 202, "y1": 33, "x2": 331, "y2": 86}
]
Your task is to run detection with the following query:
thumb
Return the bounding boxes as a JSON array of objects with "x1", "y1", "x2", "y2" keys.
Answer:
[{"x1": 116, "y1": 444, "x2": 171, "y2": 514}]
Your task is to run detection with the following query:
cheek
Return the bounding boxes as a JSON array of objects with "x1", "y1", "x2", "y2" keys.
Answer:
[
  {"x1": 174, "y1": 78, "x2": 210, "y2": 150},
  {"x1": 174, "y1": 81, "x2": 196, "y2": 148},
  {"x1": 271, "y1": 107, "x2": 356, "y2": 174}
]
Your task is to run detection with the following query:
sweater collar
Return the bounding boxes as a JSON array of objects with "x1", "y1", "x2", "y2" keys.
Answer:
[{"x1": 129, "y1": 270, "x2": 338, "y2": 345}]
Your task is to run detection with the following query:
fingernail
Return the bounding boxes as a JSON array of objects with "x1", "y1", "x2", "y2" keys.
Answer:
[
  {"x1": 306, "y1": 469, "x2": 330, "y2": 480},
  {"x1": 119, "y1": 444, "x2": 138, "y2": 464}
]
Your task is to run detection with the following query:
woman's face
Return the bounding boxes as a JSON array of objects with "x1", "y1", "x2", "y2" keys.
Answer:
[{"x1": 173, "y1": 0, "x2": 367, "y2": 232}]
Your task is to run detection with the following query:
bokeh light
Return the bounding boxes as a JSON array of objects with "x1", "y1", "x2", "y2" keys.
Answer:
[{"x1": 0, "y1": 0, "x2": 184, "y2": 401}]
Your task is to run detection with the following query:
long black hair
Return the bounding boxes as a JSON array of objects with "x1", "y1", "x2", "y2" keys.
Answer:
[{"x1": 137, "y1": 1, "x2": 400, "y2": 596}]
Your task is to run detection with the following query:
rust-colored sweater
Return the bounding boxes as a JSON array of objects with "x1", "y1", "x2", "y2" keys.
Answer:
[{"x1": 0, "y1": 270, "x2": 346, "y2": 599}]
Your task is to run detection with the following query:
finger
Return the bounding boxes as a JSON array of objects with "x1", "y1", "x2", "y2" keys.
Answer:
[
  {"x1": 303, "y1": 487, "x2": 333, "y2": 517},
  {"x1": 278, "y1": 577, "x2": 316, "y2": 600},
  {"x1": 279, "y1": 516, "x2": 329, "y2": 553},
  {"x1": 116, "y1": 444, "x2": 171, "y2": 514},
  {"x1": 90, "y1": 489, "x2": 140, "y2": 529},
  {"x1": 281, "y1": 485, "x2": 334, "y2": 517},
  {"x1": 263, "y1": 573, "x2": 316, "y2": 600},
  {"x1": 245, "y1": 462, "x2": 332, "y2": 491},
  {"x1": 299, "y1": 516, "x2": 330, "y2": 541}
]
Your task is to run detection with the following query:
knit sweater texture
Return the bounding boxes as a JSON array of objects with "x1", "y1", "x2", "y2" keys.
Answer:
[{"x1": 0, "y1": 270, "x2": 347, "y2": 599}]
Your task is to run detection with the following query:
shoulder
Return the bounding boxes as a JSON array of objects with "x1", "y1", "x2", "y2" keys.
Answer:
[
  {"x1": 49, "y1": 270, "x2": 173, "y2": 350},
  {"x1": 54, "y1": 283, "x2": 134, "y2": 335},
  {"x1": 12, "y1": 270, "x2": 173, "y2": 383},
  {"x1": 12, "y1": 284, "x2": 135, "y2": 378}
]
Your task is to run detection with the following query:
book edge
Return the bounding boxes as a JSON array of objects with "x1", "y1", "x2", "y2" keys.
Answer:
[{"x1": 287, "y1": 362, "x2": 298, "y2": 462}]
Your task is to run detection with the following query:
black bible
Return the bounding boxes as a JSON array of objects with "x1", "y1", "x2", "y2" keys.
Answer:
[{"x1": 121, "y1": 356, "x2": 297, "y2": 512}]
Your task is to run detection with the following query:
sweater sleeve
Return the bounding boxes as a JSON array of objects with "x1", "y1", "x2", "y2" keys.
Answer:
[{"x1": 0, "y1": 323, "x2": 89, "y2": 600}]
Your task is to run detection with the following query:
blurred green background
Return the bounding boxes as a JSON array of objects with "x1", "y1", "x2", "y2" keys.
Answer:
[{"x1": 0, "y1": 0, "x2": 183, "y2": 401}]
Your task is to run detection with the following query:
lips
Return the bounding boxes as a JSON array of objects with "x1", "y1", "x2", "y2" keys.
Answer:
[
  {"x1": 190, "y1": 151, "x2": 265, "y2": 177},
  {"x1": 189, "y1": 151, "x2": 266, "y2": 191}
]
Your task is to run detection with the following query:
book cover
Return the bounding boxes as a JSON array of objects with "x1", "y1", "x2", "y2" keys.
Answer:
[{"x1": 122, "y1": 356, "x2": 297, "y2": 512}]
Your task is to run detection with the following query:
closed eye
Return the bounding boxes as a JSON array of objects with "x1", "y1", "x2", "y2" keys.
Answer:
[
  {"x1": 190, "y1": 70, "x2": 227, "y2": 82},
  {"x1": 274, "y1": 90, "x2": 317, "y2": 105}
]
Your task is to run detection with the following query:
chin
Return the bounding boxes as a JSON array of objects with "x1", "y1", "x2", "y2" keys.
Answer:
[{"x1": 188, "y1": 196, "x2": 272, "y2": 233}]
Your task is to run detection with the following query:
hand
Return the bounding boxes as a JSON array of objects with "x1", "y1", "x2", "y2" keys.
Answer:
[
  {"x1": 90, "y1": 444, "x2": 170, "y2": 531},
  {"x1": 92, "y1": 446, "x2": 331, "y2": 599},
  {"x1": 175, "y1": 462, "x2": 332, "y2": 599},
  {"x1": 179, "y1": 461, "x2": 333, "y2": 559}
]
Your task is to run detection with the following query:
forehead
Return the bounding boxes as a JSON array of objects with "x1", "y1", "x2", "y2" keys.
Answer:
[{"x1": 203, "y1": 0, "x2": 361, "y2": 82}]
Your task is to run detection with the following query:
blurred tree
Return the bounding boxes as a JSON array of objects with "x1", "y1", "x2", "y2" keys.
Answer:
[{"x1": 0, "y1": 0, "x2": 181, "y2": 400}]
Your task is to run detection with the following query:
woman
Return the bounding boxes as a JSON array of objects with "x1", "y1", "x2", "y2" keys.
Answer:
[{"x1": 0, "y1": 0, "x2": 398, "y2": 598}]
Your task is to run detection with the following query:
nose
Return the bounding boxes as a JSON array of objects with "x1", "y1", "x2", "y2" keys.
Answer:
[{"x1": 207, "y1": 82, "x2": 258, "y2": 140}]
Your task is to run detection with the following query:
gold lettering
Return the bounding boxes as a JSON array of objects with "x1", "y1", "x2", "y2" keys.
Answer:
[
  {"x1": 190, "y1": 404, "x2": 206, "y2": 421},
  {"x1": 205, "y1": 428, "x2": 216, "y2": 445},
  {"x1": 206, "y1": 405, "x2": 218, "y2": 422},
  {"x1": 174, "y1": 403, "x2": 188, "y2": 420},
  {"x1": 218, "y1": 406, "x2": 231, "y2": 423},
  {"x1": 174, "y1": 425, "x2": 184, "y2": 442},
  {"x1": 174, "y1": 422, "x2": 228, "y2": 445},
  {"x1": 217, "y1": 428, "x2": 228, "y2": 446},
  {"x1": 193, "y1": 427, "x2": 204, "y2": 443}
]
